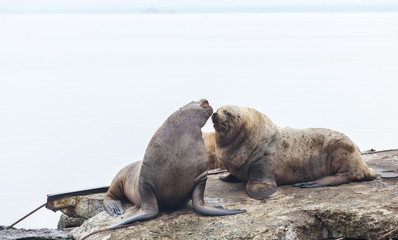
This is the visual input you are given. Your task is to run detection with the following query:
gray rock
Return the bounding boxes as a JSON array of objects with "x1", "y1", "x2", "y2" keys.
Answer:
[
  {"x1": 58, "y1": 193, "x2": 105, "y2": 220},
  {"x1": 0, "y1": 226, "x2": 71, "y2": 240},
  {"x1": 71, "y1": 150, "x2": 398, "y2": 240},
  {"x1": 58, "y1": 215, "x2": 86, "y2": 230}
]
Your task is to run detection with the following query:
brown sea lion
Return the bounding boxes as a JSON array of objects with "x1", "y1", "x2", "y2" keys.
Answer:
[
  {"x1": 203, "y1": 132, "x2": 225, "y2": 170},
  {"x1": 103, "y1": 161, "x2": 142, "y2": 217},
  {"x1": 103, "y1": 99, "x2": 245, "y2": 229},
  {"x1": 212, "y1": 105, "x2": 376, "y2": 200}
]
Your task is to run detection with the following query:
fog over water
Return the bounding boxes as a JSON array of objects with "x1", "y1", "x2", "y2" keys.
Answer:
[{"x1": 0, "y1": 12, "x2": 397, "y2": 228}]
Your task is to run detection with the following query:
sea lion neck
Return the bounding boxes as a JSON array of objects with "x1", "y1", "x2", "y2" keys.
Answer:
[
  {"x1": 170, "y1": 110, "x2": 210, "y2": 131},
  {"x1": 215, "y1": 107, "x2": 281, "y2": 179}
]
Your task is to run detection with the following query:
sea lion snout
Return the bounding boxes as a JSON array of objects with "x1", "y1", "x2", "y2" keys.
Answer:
[
  {"x1": 198, "y1": 99, "x2": 213, "y2": 116},
  {"x1": 212, "y1": 112, "x2": 228, "y2": 132},
  {"x1": 212, "y1": 112, "x2": 219, "y2": 126}
]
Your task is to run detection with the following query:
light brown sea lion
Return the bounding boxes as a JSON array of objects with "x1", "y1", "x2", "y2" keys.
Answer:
[
  {"x1": 212, "y1": 105, "x2": 376, "y2": 200},
  {"x1": 103, "y1": 99, "x2": 245, "y2": 229},
  {"x1": 203, "y1": 132, "x2": 225, "y2": 170}
]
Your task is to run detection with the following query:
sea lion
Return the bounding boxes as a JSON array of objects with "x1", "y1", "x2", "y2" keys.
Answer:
[
  {"x1": 103, "y1": 99, "x2": 245, "y2": 228},
  {"x1": 103, "y1": 161, "x2": 142, "y2": 217},
  {"x1": 203, "y1": 132, "x2": 225, "y2": 170},
  {"x1": 212, "y1": 105, "x2": 376, "y2": 200}
]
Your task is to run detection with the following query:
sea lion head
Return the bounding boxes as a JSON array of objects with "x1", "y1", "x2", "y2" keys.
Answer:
[
  {"x1": 178, "y1": 99, "x2": 213, "y2": 127},
  {"x1": 212, "y1": 105, "x2": 245, "y2": 144}
]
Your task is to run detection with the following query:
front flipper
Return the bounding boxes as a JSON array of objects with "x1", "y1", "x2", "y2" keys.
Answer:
[
  {"x1": 294, "y1": 173, "x2": 352, "y2": 188},
  {"x1": 106, "y1": 182, "x2": 159, "y2": 229},
  {"x1": 104, "y1": 195, "x2": 124, "y2": 217},
  {"x1": 192, "y1": 177, "x2": 245, "y2": 215},
  {"x1": 246, "y1": 160, "x2": 277, "y2": 200},
  {"x1": 219, "y1": 173, "x2": 241, "y2": 183}
]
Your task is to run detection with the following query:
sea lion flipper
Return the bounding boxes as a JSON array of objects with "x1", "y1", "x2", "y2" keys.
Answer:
[
  {"x1": 246, "y1": 181, "x2": 277, "y2": 199},
  {"x1": 192, "y1": 178, "x2": 246, "y2": 215},
  {"x1": 293, "y1": 173, "x2": 352, "y2": 188},
  {"x1": 103, "y1": 196, "x2": 124, "y2": 217},
  {"x1": 219, "y1": 173, "x2": 241, "y2": 182},
  {"x1": 105, "y1": 209, "x2": 159, "y2": 229},
  {"x1": 293, "y1": 181, "x2": 326, "y2": 188},
  {"x1": 106, "y1": 182, "x2": 159, "y2": 229},
  {"x1": 246, "y1": 160, "x2": 277, "y2": 200}
]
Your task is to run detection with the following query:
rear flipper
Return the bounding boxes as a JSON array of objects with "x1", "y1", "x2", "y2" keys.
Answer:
[
  {"x1": 294, "y1": 173, "x2": 353, "y2": 188},
  {"x1": 105, "y1": 209, "x2": 159, "y2": 229},
  {"x1": 192, "y1": 177, "x2": 246, "y2": 215},
  {"x1": 104, "y1": 195, "x2": 124, "y2": 217},
  {"x1": 106, "y1": 182, "x2": 159, "y2": 229}
]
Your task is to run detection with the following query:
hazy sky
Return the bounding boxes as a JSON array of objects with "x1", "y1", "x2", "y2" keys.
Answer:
[{"x1": 1, "y1": 0, "x2": 398, "y2": 13}]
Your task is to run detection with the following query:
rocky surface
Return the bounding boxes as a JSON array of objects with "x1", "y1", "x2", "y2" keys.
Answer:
[
  {"x1": 58, "y1": 215, "x2": 86, "y2": 230},
  {"x1": 70, "y1": 150, "x2": 398, "y2": 240},
  {"x1": 54, "y1": 193, "x2": 105, "y2": 230},
  {"x1": 0, "y1": 225, "x2": 72, "y2": 240}
]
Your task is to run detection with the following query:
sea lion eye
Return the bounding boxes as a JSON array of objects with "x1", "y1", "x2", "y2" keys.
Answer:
[{"x1": 225, "y1": 111, "x2": 232, "y2": 117}]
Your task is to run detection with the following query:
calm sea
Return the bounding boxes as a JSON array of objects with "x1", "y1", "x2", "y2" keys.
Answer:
[{"x1": 0, "y1": 13, "x2": 397, "y2": 229}]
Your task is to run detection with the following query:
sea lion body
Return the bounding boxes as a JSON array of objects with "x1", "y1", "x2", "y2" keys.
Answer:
[
  {"x1": 212, "y1": 105, "x2": 376, "y2": 199},
  {"x1": 104, "y1": 161, "x2": 142, "y2": 215},
  {"x1": 139, "y1": 107, "x2": 210, "y2": 210},
  {"x1": 203, "y1": 132, "x2": 225, "y2": 170},
  {"x1": 103, "y1": 100, "x2": 244, "y2": 229}
]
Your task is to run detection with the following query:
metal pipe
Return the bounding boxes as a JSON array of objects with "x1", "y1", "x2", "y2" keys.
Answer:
[{"x1": 6, "y1": 203, "x2": 46, "y2": 229}]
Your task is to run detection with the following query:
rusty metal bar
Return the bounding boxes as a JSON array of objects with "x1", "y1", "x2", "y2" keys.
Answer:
[
  {"x1": 6, "y1": 203, "x2": 46, "y2": 229},
  {"x1": 46, "y1": 186, "x2": 109, "y2": 211},
  {"x1": 47, "y1": 186, "x2": 109, "y2": 203},
  {"x1": 5, "y1": 186, "x2": 109, "y2": 229}
]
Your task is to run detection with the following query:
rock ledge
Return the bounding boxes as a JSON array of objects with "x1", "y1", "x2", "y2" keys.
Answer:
[{"x1": 71, "y1": 150, "x2": 398, "y2": 240}]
